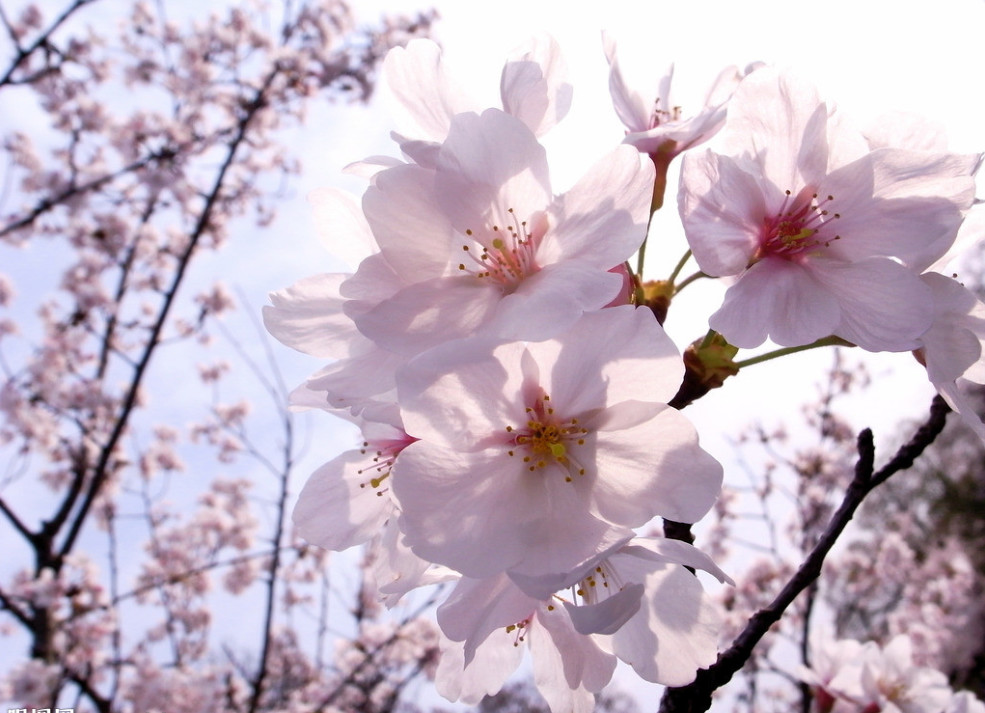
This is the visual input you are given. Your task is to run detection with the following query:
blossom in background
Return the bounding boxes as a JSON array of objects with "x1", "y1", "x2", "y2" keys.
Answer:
[
  {"x1": 798, "y1": 634, "x2": 983, "y2": 713},
  {"x1": 391, "y1": 306, "x2": 723, "y2": 580},
  {"x1": 679, "y1": 67, "x2": 979, "y2": 351}
]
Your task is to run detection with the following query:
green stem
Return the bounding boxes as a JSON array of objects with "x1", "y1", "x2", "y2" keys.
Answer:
[
  {"x1": 667, "y1": 249, "x2": 692, "y2": 285},
  {"x1": 636, "y1": 144, "x2": 674, "y2": 277},
  {"x1": 636, "y1": 236, "x2": 648, "y2": 277},
  {"x1": 673, "y1": 270, "x2": 708, "y2": 294},
  {"x1": 699, "y1": 329, "x2": 718, "y2": 349},
  {"x1": 734, "y1": 336, "x2": 853, "y2": 369}
]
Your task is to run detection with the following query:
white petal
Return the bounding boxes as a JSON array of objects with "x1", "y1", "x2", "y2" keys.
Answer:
[
  {"x1": 709, "y1": 258, "x2": 841, "y2": 349},
  {"x1": 500, "y1": 33, "x2": 573, "y2": 137},
  {"x1": 292, "y1": 451, "x2": 394, "y2": 551},
  {"x1": 679, "y1": 151, "x2": 767, "y2": 277},
  {"x1": 382, "y1": 39, "x2": 471, "y2": 142},
  {"x1": 307, "y1": 186, "x2": 375, "y2": 269},
  {"x1": 263, "y1": 274, "x2": 358, "y2": 358},
  {"x1": 563, "y1": 583, "x2": 644, "y2": 635}
]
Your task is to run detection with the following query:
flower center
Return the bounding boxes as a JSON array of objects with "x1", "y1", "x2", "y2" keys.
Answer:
[
  {"x1": 503, "y1": 616, "x2": 532, "y2": 647},
  {"x1": 357, "y1": 433, "x2": 417, "y2": 496},
  {"x1": 756, "y1": 189, "x2": 841, "y2": 262},
  {"x1": 504, "y1": 392, "x2": 589, "y2": 482},
  {"x1": 572, "y1": 563, "x2": 622, "y2": 606},
  {"x1": 650, "y1": 97, "x2": 683, "y2": 129},
  {"x1": 458, "y1": 208, "x2": 542, "y2": 292}
]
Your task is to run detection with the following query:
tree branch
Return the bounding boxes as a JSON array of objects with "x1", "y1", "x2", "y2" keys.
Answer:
[{"x1": 657, "y1": 396, "x2": 950, "y2": 713}]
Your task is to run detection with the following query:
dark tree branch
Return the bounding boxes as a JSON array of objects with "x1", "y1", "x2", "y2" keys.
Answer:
[
  {"x1": 0, "y1": 0, "x2": 98, "y2": 88},
  {"x1": 657, "y1": 396, "x2": 951, "y2": 713}
]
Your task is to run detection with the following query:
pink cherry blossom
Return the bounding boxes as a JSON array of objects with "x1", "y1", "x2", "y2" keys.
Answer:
[
  {"x1": 383, "y1": 35, "x2": 571, "y2": 162},
  {"x1": 603, "y1": 31, "x2": 746, "y2": 158},
  {"x1": 913, "y1": 272, "x2": 985, "y2": 440},
  {"x1": 855, "y1": 635, "x2": 953, "y2": 713},
  {"x1": 391, "y1": 306, "x2": 723, "y2": 580},
  {"x1": 292, "y1": 405, "x2": 414, "y2": 552},
  {"x1": 351, "y1": 109, "x2": 655, "y2": 355},
  {"x1": 679, "y1": 67, "x2": 979, "y2": 351},
  {"x1": 509, "y1": 536, "x2": 732, "y2": 687},
  {"x1": 434, "y1": 574, "x2": 617, "y2": 713}
]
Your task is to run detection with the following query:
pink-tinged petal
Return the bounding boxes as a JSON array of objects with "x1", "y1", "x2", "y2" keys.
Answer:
[
  {"x1": 305, "y1": 347, "x2": 404, "y2": 414},
  {"x1": 396, "y1": 339, "x2": 528, "y2": 449},
  {"x1": 391, "y1": 132, "x2": 441, "y2": 169},
  {"x1": 810, "y1": 258, "x2": 935, "y2": 352},
  {"x1": 528, "y1": 306, "x2": 683, "y2": 415},
  {"x1": 382, "y1": 39, "x2": 471, "y2": 142},
  {"x1": 506, "y1": 535, "x2": 634, "y2": 599},
  {"x1": 590, "y1": 408, "x2": 723, "y2": 525},
  {"x1": 532, "y1": 605, "x2": 617, "y2": 699},
  {"x1": 343, "y1": 155, "x2": 404, "y2": 179},
  {"x1": 393, "y1": 441, "x2": 623, "y2": 580},
  {"x1": 538, "y1": 144, "x2": 653, "y2": 267},
  {"x1": 920, "y1": 272, "x2": 984, "y2": 385},
  {"x1": 586, "y1": 400, "x2": 665, "y2": 432},
  {"x1": 935, "y1": 380, "x2": 985, "y2": 441},
  {"x1": 307, "y1": 186, "x2": 375, "y2": 268},
  {"x1": 723, "y1": 67, "x2": 830, "y2": 189},
  {"x1": 435, "y1": 109, "x2": 552, "y2": 231},
  {"x1": 375, "y1": 518, "x2": 457, "y2": 607},
  {"x1": 262, "y1": 274, "x2": 358, "y2": 358},
  {"x1": 611, "y1": 564, "x2": 721, "y2": 686},
  {"x1": 709, "y1": 258, "x2": 841, "y2": 349},
  {"x1": 392, "y1": 444, "x2": 529, "y2": 577},
  {"x1": 866, "y1": 149, "x2": 978, "y2": 270},
  {"x1": 679, "y1": 151, "x2": 768, "y2": 276},
  {"x1": 500, "y1": 33, "x2": 572, "y2": 137},
  {"x1": 503, "y1": 467, "x2": 628, "y2": 579},
  {"x1": 437, "y1": 573, "x2": 538, "y2": 664},
  {"x1": 483, "y1": 264, "x2": 624, "y2": 342},
  {"x1": 350, "y1": 276, "x2": 502, "y2": 356},
  {"x1": 820, "y1": 150, "x2": 978, "y2": 270},
  {"x1": 620, "y1": 537, "x2": 733, "y2": 584},
  {"x1": 435, "y1": 633, "x2": 523, "y2": 705},
  {"x1": 288, "y1": 381, "x2": 329, "y2": 411},
  {"x1": 864, "y1": 111, "x2": 950, "y2": 152},
  {"x1": 338, "y1": 253, "x2": 405, "y2": 304},
  {"x1": 362, "y1": 163, "x2": 457, "y2": 277},
  {"x1": 292, "y1": 451, "x2": 393, "y2": 551},
  {"x1": 563, "y1": 582, "x2": 644, "y2": 635},
  {"x1": 602, "y1": 31, "x2": 655, "y2": 133}
]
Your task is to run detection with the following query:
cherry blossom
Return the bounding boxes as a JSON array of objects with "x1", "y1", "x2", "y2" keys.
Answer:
[
  {"x1": 384, "y1": 35, "x2": 572, "y2": 163},
  {"x1": 391, "y1": 306, "x2": 723, "y2": 580},
  {"x1": 351, "y1": 109, "x2": 655, "y2": 354},
  {"x1": 913, "y1": 272, "x2": 985, "y2": 440},
  {"x1": 603, "y1": 31, "x2": 745, "y2": 158},
  {"x1": 679, "y1": 67, "x2": 980, "y2": 351}
]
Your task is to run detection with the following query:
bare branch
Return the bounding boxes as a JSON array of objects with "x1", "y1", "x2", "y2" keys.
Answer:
[{"x1": 657, "y1": 396, "x2": 951, "y2": 713}]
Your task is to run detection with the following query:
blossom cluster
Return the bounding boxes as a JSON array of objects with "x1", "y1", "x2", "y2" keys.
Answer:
[
  {"x1": 266, "y1": 32, "x2": 985, "y2": 713},
  {"x1": 265, "y1": 36, "x2": 732, "y2": 711},
  {"x1": 799, "y1": 634, "x2": 985, "y2": 713}
]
